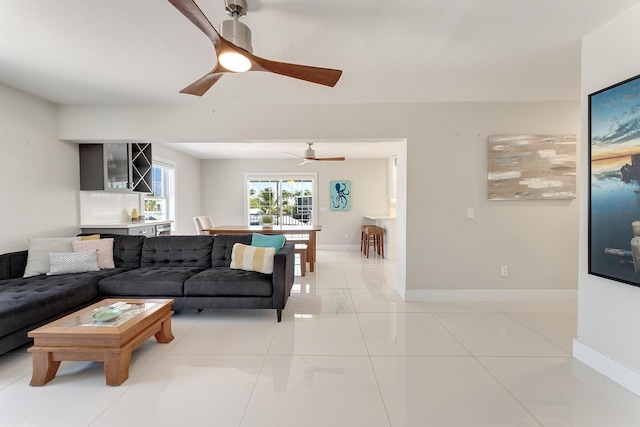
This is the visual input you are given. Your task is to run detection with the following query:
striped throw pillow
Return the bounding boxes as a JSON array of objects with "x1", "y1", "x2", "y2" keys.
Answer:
[{"x1": 230, "y1": 243, "x2": 276, "y2": 274}]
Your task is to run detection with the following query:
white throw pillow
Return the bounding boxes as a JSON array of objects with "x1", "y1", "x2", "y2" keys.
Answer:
[
  {"x1": 23, "y1": 237, "x2": 81, "y2": 278},
  {"x1": 47, "y1": 250, "x2": 100, "y2": 276},
  {"x1": 72, "y1": 238, "x2": 115, "y2": 269},
  {"x1": 230, "y1": 243, "x2": 276, "y2": 274}
]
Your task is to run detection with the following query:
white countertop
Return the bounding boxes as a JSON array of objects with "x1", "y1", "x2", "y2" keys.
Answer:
[
  {"x1": 364, "y1": 215, "x2": 397, "y2": 220},
  {"x1": 80, "y1": 220, "x2": 173, "y2": 229}
]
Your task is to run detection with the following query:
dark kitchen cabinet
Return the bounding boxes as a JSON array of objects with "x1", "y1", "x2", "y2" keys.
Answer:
[{"x1": 80, "y1": 143, "x2": 152, "y2": 193}]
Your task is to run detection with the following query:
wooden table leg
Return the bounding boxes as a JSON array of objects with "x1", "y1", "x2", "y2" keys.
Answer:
[
  {"x1": 154, "y1": 315, "x2": 174, "y2": 343},
  {"x1": 309, "y1": 231, "x2": 316, "y2": 272},
  {"x1": 104, "y1": 349, "x2": 131, "y2": 386},
  {"x1": 30, "y1": 351, "x2": 61, "y2": 386}
]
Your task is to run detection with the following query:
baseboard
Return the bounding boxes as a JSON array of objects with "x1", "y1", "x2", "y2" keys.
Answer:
[
  {"x1": 573, "y1": 340, "x2": 640, "y2": 397},
  {"x1": 317, "y1": 244, "x2": 360, "y2": 251},
  {"x1": 404, "y1": 289, "x2": 578, "y2": 302}
]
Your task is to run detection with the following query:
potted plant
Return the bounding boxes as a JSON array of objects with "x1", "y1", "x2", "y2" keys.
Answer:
[{"x1": 261, "y1": 214, "x2": 273, "y2": 228}]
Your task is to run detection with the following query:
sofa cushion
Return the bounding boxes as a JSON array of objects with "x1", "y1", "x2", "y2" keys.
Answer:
[
  {"x1": 112, "y1": 235, "x2": 146, "y2": 268},
  {"x1": 0, "y1": 268, "x2": 124, "y2": 338},
  {"x1": 81, "y1": 234, "x2": 101, "y2": 240},
  {"x1": 23, "y1": 237, "x2": 81, "y2": 278},
  {"x1": 97, "y1": 266, "x2": 205, "y2": 296},
  {"x1": 72, "y1": 238, "x2": 115, "y2": 269},
  {"x1": 141, "y1": 236, "x2": 213, "y2": 268},
  {"x1": 251, "y1": 233, "x2": 285, "y2": 250},
  {"x1": 184, "y1": 267, "x2": 273, "y2": 297},
  {"x1": 231, "y1": 243, "x2": 276, "y2": 274},
  {"x1": 0, "y1": 250, "x2": 28, "y2": 280},
  {"x1": 211, "y1": 234, "x2": 252, "y2": 267},
  {"x1": 47, "y1": 250, "x2": 100, "y2": 275}
]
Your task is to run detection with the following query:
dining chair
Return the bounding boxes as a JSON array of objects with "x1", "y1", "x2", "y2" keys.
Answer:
[{"x1": 193, "y1": 216, "x2": 214, "y2": 235}]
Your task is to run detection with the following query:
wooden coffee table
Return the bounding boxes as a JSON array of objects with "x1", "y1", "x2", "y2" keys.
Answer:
[{"x1": 28, "y1": 298, "x2": 174, "y2": 386}]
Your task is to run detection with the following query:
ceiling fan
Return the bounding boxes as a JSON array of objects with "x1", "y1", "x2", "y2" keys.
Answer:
[
  {"x1": 168, "y1": 0, "x2": 343, "y2": 96},
  {"x1": 284, "y1": 143, "x2": 346, "y2": 165}
]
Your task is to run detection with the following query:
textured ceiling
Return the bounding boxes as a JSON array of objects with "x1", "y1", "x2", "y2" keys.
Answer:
[{"x1": 1, "y1": 0, "x2": 638, "y2": 106}]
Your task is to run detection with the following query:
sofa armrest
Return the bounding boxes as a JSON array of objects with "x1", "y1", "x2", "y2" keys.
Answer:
[
  {"x1": 271, "y1": 242, "x2": 295, "y2": 310},
  {"x1": 0, "y1": 250, "x2": 28, "y2": 280}
]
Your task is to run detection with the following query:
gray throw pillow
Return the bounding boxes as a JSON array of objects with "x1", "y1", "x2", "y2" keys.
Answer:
[
  {"x1": 23, "y1": 237, "x2": 81, "y2": 278},
  {"x1": 47, "y1": 250, "x2": 100, "y2": 276}
]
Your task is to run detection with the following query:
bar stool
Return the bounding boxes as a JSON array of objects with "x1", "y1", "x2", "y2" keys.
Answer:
[
  {"x1": 294, "y1": 243, "x2": 308, "y2": 276},
  {"x1": 363, "y1": 226, "x2": 384, "y2": 258},
  {"x1": 360, "y1": 225, "x2": 368, "y2": 253}
]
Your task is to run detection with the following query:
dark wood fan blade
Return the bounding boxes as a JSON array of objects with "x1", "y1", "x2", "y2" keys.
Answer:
[
  {"x1": 169, "y1": 0, "x2": 342, "y2": 94},
  {"x1": 314, "y1": 157, "x2": 346, "y2": 161},
  {"x1": 180, "y1": 72, "x2": 224, "y2": 96},
  {"x1": 248, "y1": 54, "x2": 342, "y2": 87},
  {"x1": 168, "y1": 0, "x2": 221, "y2": 49}
]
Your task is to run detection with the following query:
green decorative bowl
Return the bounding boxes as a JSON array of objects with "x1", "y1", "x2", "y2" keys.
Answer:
[{"x1": 92, "y1": 307, "x2": 122, "y2": 322}]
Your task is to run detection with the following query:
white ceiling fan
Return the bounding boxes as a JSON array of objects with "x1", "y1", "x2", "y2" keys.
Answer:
[{"x1": 284, "y1": 143, "x2": 346, "y2": 165}]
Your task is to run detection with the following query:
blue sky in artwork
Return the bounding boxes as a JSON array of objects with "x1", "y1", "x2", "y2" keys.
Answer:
[{"x1": 591, "y1": 76, "x2": 640, "y2": 147}]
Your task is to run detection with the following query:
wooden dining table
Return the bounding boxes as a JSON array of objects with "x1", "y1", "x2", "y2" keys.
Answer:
[{"x1": 203, "y1": 225, "x2": 322, "y2": 272}]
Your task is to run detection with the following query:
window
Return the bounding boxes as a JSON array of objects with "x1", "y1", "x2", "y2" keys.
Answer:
[
  {"x1": 246, "y1": 174, "x2": 316, "y2": 226},
  {"x1": 144, "y1": 158, "x2": 176, "y2": 229}
]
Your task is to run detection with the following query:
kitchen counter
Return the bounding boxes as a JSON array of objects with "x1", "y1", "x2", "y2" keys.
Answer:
[
  {"x1": 364, "y1": 215, "x2": 397, "y2": 220},
  {"x1": 80, "y1": 220, "x2": 173, "y2": 236},
  {"x1": 80, "y1": 220, "x2": 172, "y2": 229}
]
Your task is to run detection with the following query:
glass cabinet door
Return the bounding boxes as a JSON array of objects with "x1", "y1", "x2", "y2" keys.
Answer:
[{"x1": 104, "y1": 143, "x2": 130, "y2": 190}]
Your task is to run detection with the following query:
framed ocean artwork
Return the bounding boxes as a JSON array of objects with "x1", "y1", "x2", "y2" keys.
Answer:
[
  {"x1": 330, "y1": 180, "x2": 350, "y2": 211},
  {"x1": 589, "y1": 73, "x2": 640, "y2": 287}
]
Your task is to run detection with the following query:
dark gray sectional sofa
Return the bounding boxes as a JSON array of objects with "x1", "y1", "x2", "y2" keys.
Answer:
[{"x1": 0, "y1": 234, "x2": 295, "y2": 355}]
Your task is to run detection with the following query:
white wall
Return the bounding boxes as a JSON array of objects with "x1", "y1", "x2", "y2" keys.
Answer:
[
  {"x1": 200, "y1": 158, "x2": 389, "y2": 244},
  {"x1": 404, "y1": 102, "x2": 580, "y2": 300},
  {"x1": 153, "y1": 144, "x2": 202, "y2": 235},
  {"x1": 57, "y1": 100, "x2": 579, "y2": 298},
  {"x1": 0, "y1": 84, "x2": 80, "y2": 253},
  {"x1": 576, "y1": 2, "x2": 640, "y2": 396}
]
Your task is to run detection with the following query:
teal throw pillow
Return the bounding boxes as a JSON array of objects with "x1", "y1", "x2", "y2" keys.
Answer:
[{"x1": 252, "y1": 233, "x2": 285, "y2": 250}]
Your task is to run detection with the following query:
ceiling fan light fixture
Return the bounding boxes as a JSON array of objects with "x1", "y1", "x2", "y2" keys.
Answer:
[
  {"x1": 169, "y1": 0, "x2": 343, "y2": 96},
  {"x1": 219, "y1": 51, "x2": 251, "y2": 72}
]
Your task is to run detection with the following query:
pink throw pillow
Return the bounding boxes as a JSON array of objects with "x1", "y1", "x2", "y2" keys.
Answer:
[{"x1": 72, "y1": 238, "x2": 115, "y2": 269}]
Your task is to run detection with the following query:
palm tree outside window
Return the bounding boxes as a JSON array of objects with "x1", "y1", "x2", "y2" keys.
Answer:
[{"x1": 246, "y1": 174, "x2": 316, "y2": 226}]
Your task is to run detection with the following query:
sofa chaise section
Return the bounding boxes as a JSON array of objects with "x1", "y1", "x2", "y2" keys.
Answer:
[
  {"x1": 0, "y1": 235, "x2": 146, "y2": 354},
  {"x1": 0, "y1": 260, "x2": 127, "y2": 355}
]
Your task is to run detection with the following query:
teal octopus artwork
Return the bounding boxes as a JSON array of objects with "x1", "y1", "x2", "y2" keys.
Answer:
[{"x1": 330, "y1": 180, "x2": 351, "y2": 211}]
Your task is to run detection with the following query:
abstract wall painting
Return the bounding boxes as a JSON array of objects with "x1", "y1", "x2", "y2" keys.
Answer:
[
  {"x1": 487, "y1": 134, "x2": 577, "y2": 200},
  {"x1": 330, "y1": 180, "x2": 351, "y2": 211},
  {"x1": 589, "y1": 73, "x2": 640, "y2": 287}
]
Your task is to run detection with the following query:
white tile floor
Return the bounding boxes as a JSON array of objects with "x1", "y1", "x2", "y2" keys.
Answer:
[{"x1": 2, "y1": 249, "x2": 640, "y2": 426}]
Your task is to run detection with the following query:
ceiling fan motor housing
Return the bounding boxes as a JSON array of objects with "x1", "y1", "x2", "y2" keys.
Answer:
[
  {"x1": 305, "y1": 144, "x2": 316, "y2": 159},
  {"x1": 220, "y1": 19, "x2": 252, "y2": 53},
  {"x1": 222, "y1": 0, "x2": 252, "y2": 53}
]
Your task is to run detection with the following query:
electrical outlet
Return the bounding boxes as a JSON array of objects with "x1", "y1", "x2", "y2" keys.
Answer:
[
  {"x1": 467, "y1": 208, "x2": 475, "y2": 219},
  {"x1": 344, "y1": 233, "x2": 349, "y2": 239},
  {"x1": 501, "y1": 266, "x2": 509, "y2": 277}
]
